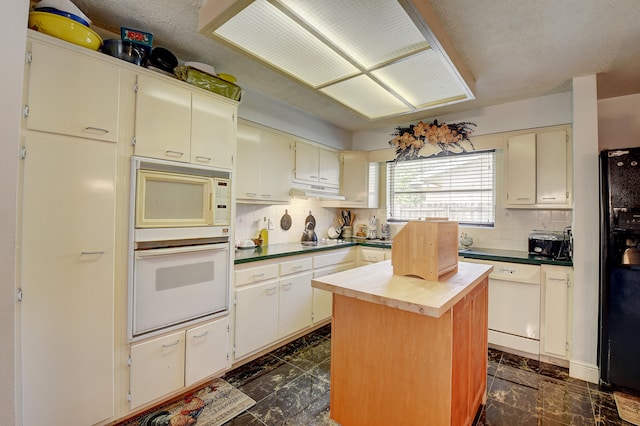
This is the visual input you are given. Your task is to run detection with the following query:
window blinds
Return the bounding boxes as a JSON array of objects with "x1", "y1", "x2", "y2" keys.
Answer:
[{"x1": 387, "y1": 150, "x2": 495, "y2": 226}]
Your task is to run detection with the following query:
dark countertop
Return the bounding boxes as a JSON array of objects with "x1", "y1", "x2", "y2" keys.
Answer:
[
  {"x1": 234, "y1": 241, "x2": 358, "y2": 264},
  {"x1": 234, "y1": 240, "x2": 572, "y2": 267},
  {"x1": 459, "y1": 247, "x2": 573, "y2": 267}
]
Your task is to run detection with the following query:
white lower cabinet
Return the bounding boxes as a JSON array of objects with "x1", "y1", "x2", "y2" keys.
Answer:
[
  {"x1": 234, "y1": 280, "x2": 280, "y2": 358},
  {"x1": 130, "y1": 331, "x2": 186, "y2": 410},
  {"x1": 279, "y1": 272, "x2": 313, "y2": 338},
  {"x1": 541, "y1": 265, "x2": 573, "y2": 360},
  {"x1": 129, "y1": 317, "x2": 230, "y2": 409},
  {"x1": 234, "y1": 248, "x2": 356, "y2": 360},
  {"x1": 185, "y1": 318, "x2": 230, "y2": 386},
  {"x1": 312, "y1": 248, "x2": 357, "y2": 323}
]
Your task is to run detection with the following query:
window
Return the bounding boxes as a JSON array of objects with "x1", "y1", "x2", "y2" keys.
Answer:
[{"x1": 387, "y1": 150, "x2": 495, "y2": 227}]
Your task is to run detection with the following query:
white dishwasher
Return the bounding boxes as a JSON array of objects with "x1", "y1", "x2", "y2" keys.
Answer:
[{"x1": 463, "y1": 258, "x2": 541, "y2": 356}]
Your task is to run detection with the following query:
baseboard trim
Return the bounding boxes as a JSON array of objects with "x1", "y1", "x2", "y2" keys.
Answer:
[{"x1": 570, "y1": 359, "x2": 599, "y2": 384}]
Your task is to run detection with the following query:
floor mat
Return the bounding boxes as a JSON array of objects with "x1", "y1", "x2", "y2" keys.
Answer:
[
  {"x1": 614, "y1": 391, "x2": 640, "y2": 426},
  {"x1": 123, "y1": 378, "x2": 255, "y2": 426}
]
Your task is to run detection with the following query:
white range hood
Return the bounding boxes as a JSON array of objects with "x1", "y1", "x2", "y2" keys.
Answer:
[{"x1": 290, "y1": 182, "x2": 345, "y2": 201}]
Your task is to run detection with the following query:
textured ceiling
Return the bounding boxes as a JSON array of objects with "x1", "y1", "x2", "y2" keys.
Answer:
[{"x1": 60, "y1": 0, "x2": 640, "y2": 132}]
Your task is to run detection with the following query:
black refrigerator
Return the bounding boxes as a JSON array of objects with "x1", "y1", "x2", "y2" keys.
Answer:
[{"x1": 600, "y1": 146, "x2": 640, "y2": 391}]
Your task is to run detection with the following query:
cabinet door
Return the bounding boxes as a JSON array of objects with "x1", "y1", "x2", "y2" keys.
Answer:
[
  {"x1": 340, "y1": 151, "x2": 369, "y2": 207},
  {"x1": 185, "y1": 317, "x2": 230, "y2": 386},
  {"x1": 21, "y1": 133, "x2": 116, "y2": 426},
  {"x1": 319, "y1": 148, "x2": 340, "y2": 187},
  {"x1": 537, "y1": 130, "x2": 568, "y2": 205},
  {"x1": 543, "y1": 270, "x2": 569, "y2": 357},
  {"x1": 505, "y1": 133, "x2": 536, "y2": 205},
  {"x1": 191, "y1": 93, "x2": 235, "y2": 169},
  {"x1": 27, "y1": 41, "x2": 120, "y2": 142},
  {"x1": 260, "y1": 129, "x2": 292, "y2": 202},
  {"x1": 279, "y1": 272, "x2": 313, "y2": 338},
  {"x1": 294, "y1": 141, "x2": 319, "y2": 183},
  {"x1": 312, "y1": 261, "x2": 355, "y2": 323},
  {"x1": 134, "y1": 74, "x2": 191, "y2": 161},
  {"x1": 234, "y1": 281, "x2": 279, "y2": 358},
  {"x1": 130, "y1": 331, "x2": 186, "y2": 409},
  {"x1": 235, "y1": 122, "x2": 261, "y2": 200}
]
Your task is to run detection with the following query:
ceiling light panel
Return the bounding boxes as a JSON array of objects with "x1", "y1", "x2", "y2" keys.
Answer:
[
  {"x1": 372, "y1": 50, "x2": 470, "y2": 108},
  {"x1": 280, "y1": 0, "x2": 430, "y2": 69},
  {"x1": 215, "y1": 0, "x2": 359, "y2": 87},
  {"x1": 320, "y1": 75, "x2": 410, "y2": 119}
]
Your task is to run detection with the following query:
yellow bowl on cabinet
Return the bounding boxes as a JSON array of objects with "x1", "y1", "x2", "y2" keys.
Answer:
[{"x1": 28, "y1": 12, "x2": 102, "y2": 51}]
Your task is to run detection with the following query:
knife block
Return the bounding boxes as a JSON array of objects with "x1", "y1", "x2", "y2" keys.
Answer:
[{"x1": 391, "y1": 219, "x2": 458, "y2": 281}]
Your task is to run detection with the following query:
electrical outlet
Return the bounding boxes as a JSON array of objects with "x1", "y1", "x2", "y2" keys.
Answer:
[{"x1": 268, "y1": 218, "x2": 274, "y2": 230}]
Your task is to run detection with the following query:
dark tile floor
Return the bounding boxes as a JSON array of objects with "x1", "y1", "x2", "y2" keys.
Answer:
[{"x1": 222, "y1": 325, "x2": 633, "y2": 426}]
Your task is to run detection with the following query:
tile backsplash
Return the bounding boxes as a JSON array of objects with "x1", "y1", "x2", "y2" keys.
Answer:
[{"x1": 234, "y1": 200, "x2": 572, "y2": 252}]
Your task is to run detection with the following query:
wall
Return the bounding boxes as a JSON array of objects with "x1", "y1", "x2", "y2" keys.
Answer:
[
  {"x1": 235, "y1": 198, "x2": 348, "y2": 245},
  {"x1": 571, "y1": 75, "x2": 600, "y2": 383},
  {"x1": 1, "y1": 3, "x2": 28, "y2": 426},
  {"x1": 238, "y1": 87, "x2": 352, "y2": 150},
  {"x1": 598, "y1": 93, "x2": 640, "y2": 150},
  {"x1": 352, "y1": 92, "x2": 573, "y2": 151}
]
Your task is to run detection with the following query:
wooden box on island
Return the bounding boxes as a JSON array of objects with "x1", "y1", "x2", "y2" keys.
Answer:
[{"x1": 391, "y1": 219, "x2": 459, "y2": 280}]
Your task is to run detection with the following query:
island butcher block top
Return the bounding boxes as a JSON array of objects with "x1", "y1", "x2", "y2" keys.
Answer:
[{"x1": 311, "y1": 259, "x2": 493, "y2": 318}]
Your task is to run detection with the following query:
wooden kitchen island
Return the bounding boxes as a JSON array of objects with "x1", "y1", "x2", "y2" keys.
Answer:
[{"x1": 312, "y1": 260, "x2": 493, "y2": 426}]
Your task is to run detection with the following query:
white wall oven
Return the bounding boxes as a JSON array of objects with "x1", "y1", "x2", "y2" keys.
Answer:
[{"x1": 128, "y1": 157, "x2": 232, "y2": 340}]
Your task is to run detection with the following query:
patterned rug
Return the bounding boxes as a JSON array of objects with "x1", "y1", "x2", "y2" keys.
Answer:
[
  {"x1": 120, "y1": 378, "x2": 255, "y2": 426},
  {"x1": 614, "y1": 391, "x2": 640, "y2": 426}
]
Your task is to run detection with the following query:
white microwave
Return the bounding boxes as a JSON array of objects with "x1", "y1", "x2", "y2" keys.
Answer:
[{"x1": 131, "y1": 157, "x2": 231, "y2": 242}]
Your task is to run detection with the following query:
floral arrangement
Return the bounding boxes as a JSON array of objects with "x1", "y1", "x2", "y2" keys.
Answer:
[{"x1": 389, "y1": 119, "x2": 476, "y2": 160}]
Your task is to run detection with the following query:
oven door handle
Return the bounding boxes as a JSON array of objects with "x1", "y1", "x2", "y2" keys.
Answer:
[{"x1": 135, "y1": 243, "x2": 229, "y2": 258}]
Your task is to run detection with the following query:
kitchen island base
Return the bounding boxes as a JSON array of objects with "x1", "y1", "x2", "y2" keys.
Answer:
[{"x1": 329, "y1": 275, "x2": 488, "y2": 426}]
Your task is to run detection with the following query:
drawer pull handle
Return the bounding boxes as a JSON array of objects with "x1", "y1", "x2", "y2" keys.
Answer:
[
  {"x1": 266, "y1": 286, "x2": 277, "y2": 295},
  {"x1": 192, "y1": 331, "x2": 209, "y2": 339},
  {"x1": 162, "y1": 340, "x2": 180, "y2": 348},
  {"x1": 252, "y1": 273, "x2": 264, "y2": 279},
  {"x1": 165, "y1": 150, "x2": 184, "y2": 157},
  {"x1": 548, "y1": 277, "x2": 566, "y2": 282},
  {"x1": 81, "y1": 250, "x2": 105, "y2": 255},
  {"x1": 84, "y1": 126, "x2": 109, "y2": 134},
  {"x1": 516, "y1": 197, "x2": 531, "y2": 201},
  {"x1": 246, "y1": 193, "x2": 257, "y2": 198},
  {"x1": 292, "y1": 265, "x2": 302, "y2": 270},
  {"x1": 195, "y1": 156, "x2": 211, "y2": 162},
  {"x1": 282, "y1": 283, "x2": 292, "y2": 290}
]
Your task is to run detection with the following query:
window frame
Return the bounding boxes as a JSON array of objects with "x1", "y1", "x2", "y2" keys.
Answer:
[{"x1": 386, "y1": 149, "x2": 496, "y2": 227}]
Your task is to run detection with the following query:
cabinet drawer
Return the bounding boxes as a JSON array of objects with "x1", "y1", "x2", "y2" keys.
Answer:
[
  {"x1": 235, "y1": 263, "x2": 279, "y2": 286},
  {"x1": 313, "y1": 249, "x2": 355, "y2": 269},
  {"x1": 360, "y1": 248, "x2": 385, "y2": 263},
  {"x1": 280, "y1": 257, "x2": 313, "y2": 276}
]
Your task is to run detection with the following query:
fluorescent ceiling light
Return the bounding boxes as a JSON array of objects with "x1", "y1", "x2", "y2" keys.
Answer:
[{"x1": 199, "y1": 0, "x2": 475, "y2": 121}]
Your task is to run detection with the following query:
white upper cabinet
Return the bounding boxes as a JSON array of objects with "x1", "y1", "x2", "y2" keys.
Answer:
[
  {"x1": 318, "y1": 147, "x2": 340, "y2": 186},
  {"x1": 235, "y1": 122, "x2": 261, "y2": 200},
  {"x1": 325, "y1": 151, "x2": 379, "y2": 208},
  {"x1": 294, "y1": 140, "x2": 340, "y2": 188},
  {"x1": 504, "y1": 133, "x2": 536, "y2": 205},
  {"x1": 503, "y1": 127, "x2": 572, "y2": 209},
  {"x1": 26, "y1": 40, "x2": 120, "y2": 142},
  {"x1": 134, "y1": 74, "x2": 192, "y2": 161},
  {"x1": 235, "y1": 121, "x2": 292, "y2": 203},
  {"x1": 134, "y1": 74, "x2": 236, "y2": 168},
  {"x1": 536, "y1": 130, "x2": 569, "y2": 205},
  {"x1": 191, "y1": 93, "x2": 236, "y2": 169}
]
